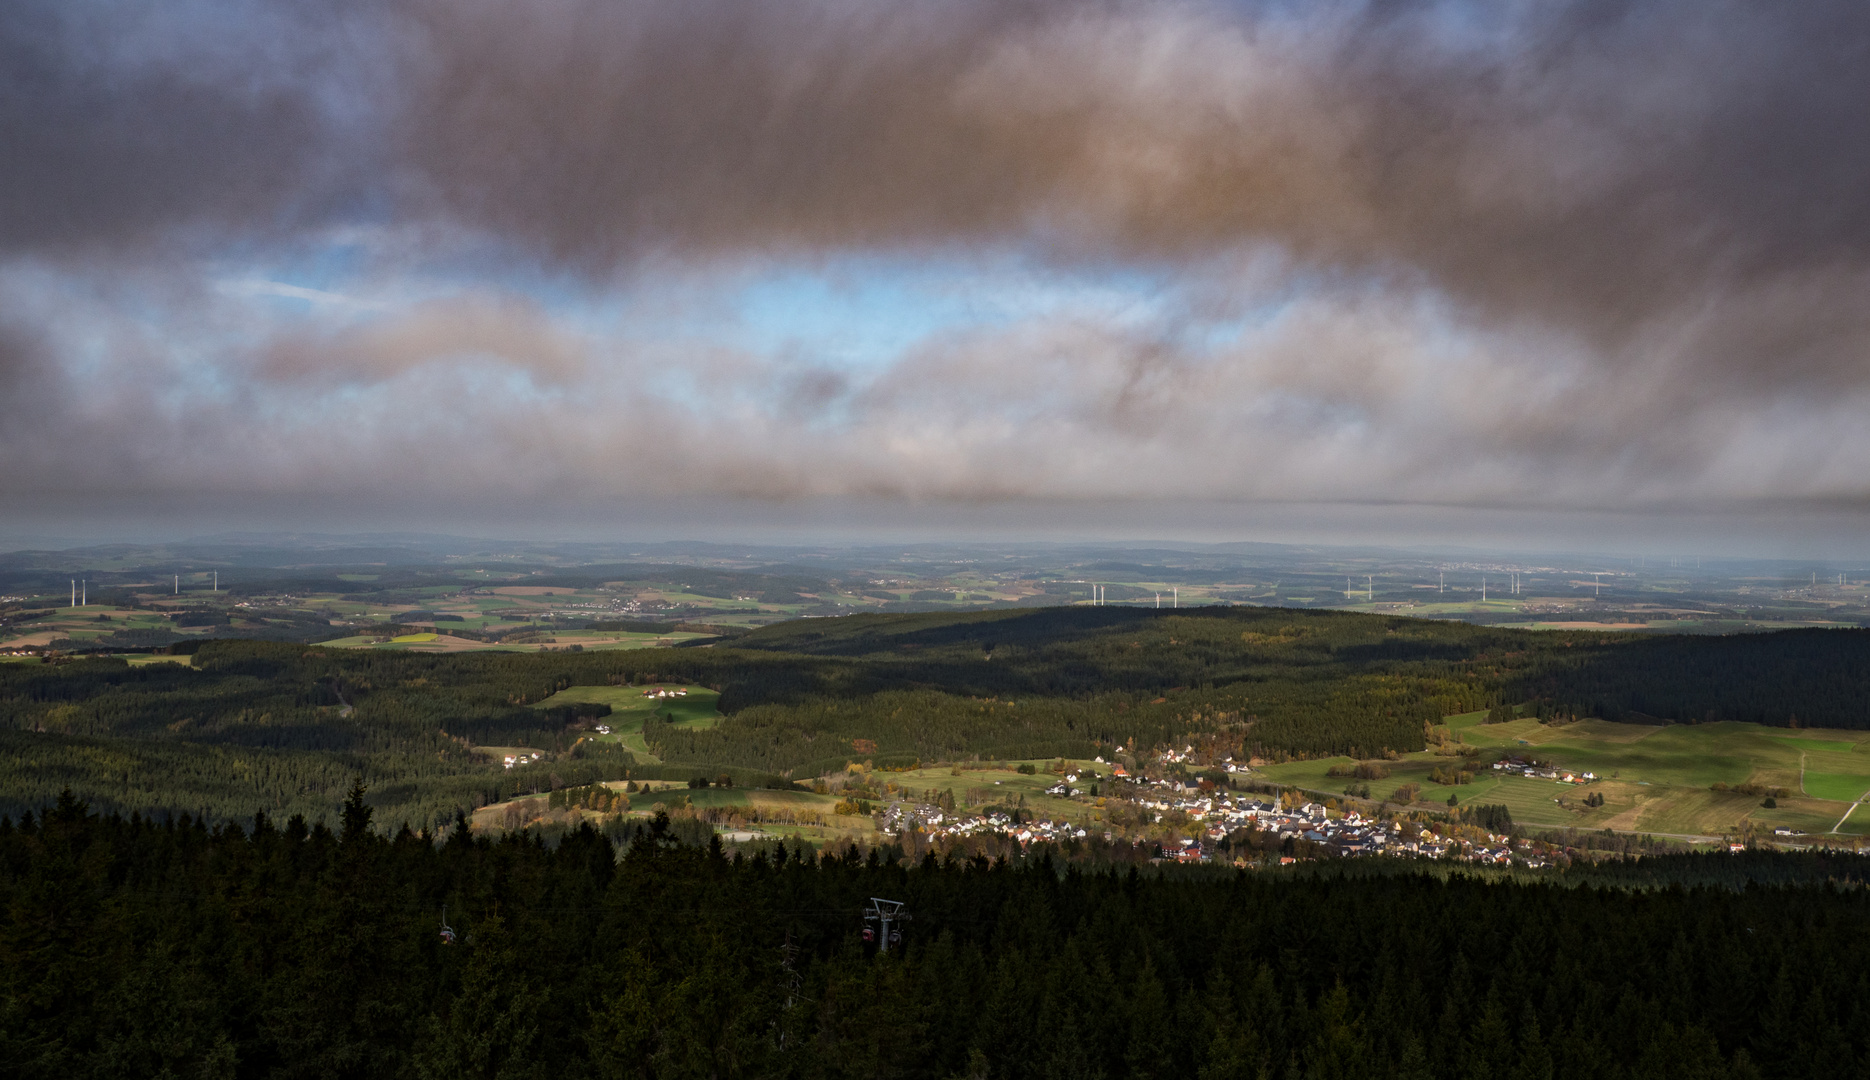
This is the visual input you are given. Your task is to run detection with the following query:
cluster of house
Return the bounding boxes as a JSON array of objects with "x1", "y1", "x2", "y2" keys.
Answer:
[
  {"x1": 501, "y1": 750, "x2": 544, "y2": 770},
  {"x1": 1492, "y1": 757, "x2": 1596, "y2": 784},
  {"x1": 1169, "y1": 795, "x2": 1545, "y2": 867},
  {"x1": 876, "y1": 802, "x2": 1090, "y2": 845},
  {"x1": 877, "y1": 789, "x2": 1548, "y2": 868},
  {"x1": 642, "y1": 687, "x2": 689, "y2": 698}
]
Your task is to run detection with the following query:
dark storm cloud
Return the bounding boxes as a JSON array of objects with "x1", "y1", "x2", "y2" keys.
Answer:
[
  {"x1": 392, "y1": 1, "x2": 1870, "y2": 359},
  {"x1": 6, "y1": 0, "x2": 1870, "y2": 529},
  {"x1": 0, "y1": 1, "x2": 349, "y2": 257},
  {"x1": 9, "y1": 0, "x2": 1870, "y2": 339},
  {"x1": 0, "y1": 319, "x2": 48, "y2": 410}
]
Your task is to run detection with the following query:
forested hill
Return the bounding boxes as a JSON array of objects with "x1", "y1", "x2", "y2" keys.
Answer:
[
  {"x1": 3, "y1": 798, "x2": 1864, "y2": 1078},
  {"x1": 717, "y1": 606, "x2": 1870, "y2": 732},
  {"x1": 3, "y1": 606, "x2": 1870, "y2": 826},
  {"x1": 1514, "y1": 628, "x2": 1870, "y2": 725}
]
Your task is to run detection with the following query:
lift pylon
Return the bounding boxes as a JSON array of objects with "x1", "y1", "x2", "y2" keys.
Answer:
[{"x1": 862, "y1": 897, "x2": 911, "y2": 953}]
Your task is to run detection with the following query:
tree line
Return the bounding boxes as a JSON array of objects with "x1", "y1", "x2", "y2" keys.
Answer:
[{"x1": 5, "y1": 793, "x2": 1868, "y2": 1078}]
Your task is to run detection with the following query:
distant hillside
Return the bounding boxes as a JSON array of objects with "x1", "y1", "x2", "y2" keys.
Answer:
[{"x1": 4, "y1": 607, "x2": 1870, "y2": 826}]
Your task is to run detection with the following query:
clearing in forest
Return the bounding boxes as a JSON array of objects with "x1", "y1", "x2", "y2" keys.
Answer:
[{"x1": 530, "y1": 684, "x2": 722, "y2": 763}]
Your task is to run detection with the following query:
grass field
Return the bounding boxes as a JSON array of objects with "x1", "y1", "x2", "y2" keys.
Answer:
[
  {"x1": 1771, "y1": 738, "x2": 1855, "y2": 754},
  {"x1": 469, "y1": 780, "x2": 875, "y2": 846},
  {"x1": 1253, "y1": 710, "x2": 1870, "y2": 839},
  {"x1": 879, "y1": 761, "x2": 1108, "y2": 822},
  {"x1": 468, "y1": 758, "x2": 1117, "y2": 848},
  {"x1": 530, "y1": 684, "x2": 722, "y2": 763},
  {"x1": 1802, "y1": 772, "x2": 1870, "y2": 802}
]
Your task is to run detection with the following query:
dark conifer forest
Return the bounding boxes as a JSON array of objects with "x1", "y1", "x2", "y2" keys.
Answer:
[{"x1": 5, "y1": 793, "x2": 1869, "y2": 1079}]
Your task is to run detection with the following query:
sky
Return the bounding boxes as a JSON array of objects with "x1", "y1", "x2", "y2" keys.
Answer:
[{"x1": 4, "y1": 0, "x2": 1870, "y2": 555}]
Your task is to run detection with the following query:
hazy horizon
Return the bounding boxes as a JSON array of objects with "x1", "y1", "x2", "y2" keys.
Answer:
[{"x1": 6, "y1": 511, "x2": 1870, "y2": 568}]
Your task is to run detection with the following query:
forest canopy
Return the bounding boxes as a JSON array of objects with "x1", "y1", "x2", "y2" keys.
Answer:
[{"x1": 1, "y1": 796, "x2": 1864, "y2": 1078}]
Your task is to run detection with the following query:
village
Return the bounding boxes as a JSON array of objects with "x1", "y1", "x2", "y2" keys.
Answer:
[{"x1": 875, "y1": 754, "x2": 1545, "y2": 869}]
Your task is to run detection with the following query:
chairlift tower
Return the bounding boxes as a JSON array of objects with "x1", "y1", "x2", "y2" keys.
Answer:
[{"x1": 863, "y1": 897, "x2": 910, "y2": 953}]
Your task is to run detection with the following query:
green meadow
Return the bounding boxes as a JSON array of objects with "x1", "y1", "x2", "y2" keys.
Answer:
[
  {"x1": 1254, "y1": 710, "x2": 1870, "y2": 839},
  {"x1": 1803, "y1": 771, "x2": 1870, "y2": 803},
  {"x1": 530, "y1": 684, "x2": 722, "y2": 763}
]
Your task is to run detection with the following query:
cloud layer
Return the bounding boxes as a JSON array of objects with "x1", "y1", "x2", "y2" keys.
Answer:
[{"x1": 4, "y1": 0, "x2": 1870, "y2": 536}]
